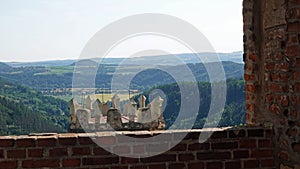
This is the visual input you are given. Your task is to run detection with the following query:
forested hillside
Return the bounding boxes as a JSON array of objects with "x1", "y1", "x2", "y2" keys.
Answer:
[
  {"x1": 139, "y1": 78, "x2": 246, "y2": 129},
  {"x1": 0, "y1": 78, "x2": 69, "y2": 135}
]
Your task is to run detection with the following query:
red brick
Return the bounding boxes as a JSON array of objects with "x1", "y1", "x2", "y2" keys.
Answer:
[
  {"x1": 278, "y1": 151, "x2": 289, "y2": 160},
  {"x1": 210, "y1": 131, "x2": 227, "y2": 139},
  {"x1": 168, "y1": 163, "x2": 186, "y2": 169},
  {"x1": 264, "y1": 73, "x2": 271, "y2": 81},
  {"x1": 0, "y1": 139, "x2": 15, "y2": 147},
  {"x1": 266, "y1": 94, "x2": 275, "y2": 103},
  {"x1": 37, "y1": 138, "x2": 57, "y2": 147},
  {"x1": 130, "y1": 165, "x2": 145, "y2": 169},
  {"x1": 261, "y1": 159, "x2": 275, "y2": 167},
  {"x1": 251, "y1": 149, "x2": 273, "y2": 158},
  {"x1": 148, "y1": 164, "x2": 166, "y2": 169},
  {"x1": 97, "y1": 136, "x2": 116, "y2": 145},
  {"x1": 211, "y1": 142, "x2": 238, "y2": 150},
  {"x1": 294, "y1": 71, "x2": 300, "y2": 81},
  {"x1": 274, "y1": 53, "x2": 284, "y2": 61},
  {"x1": 246, "y1": 104, "x2": 255, "y2": 112},
  {"x1": 244, "y1": 160, "x2": 259, "y2": 168},
  {"x1": 271, "y1": 73, "x2": 289, "y2": 83},
  {"x1": 290, "y1": 109, "x2": 298, "y2": 119},
  {"x1": 228, "y1": 129, "x2": 246, "y2": 138},
  {"x1": 116, "y1": 135, "x2": 133, "y2": 144},
  {"x1": 287, "y1": 8, "x2": 300, "y2": 19},
  {"x1": 265, "y1": 63, "x2": 275, "y2": 70},
  {"x1": 79, "y1": 137, "x2": 95, "y2": 145},
  {"x1": 62, "y1": 158, "x2": 81, "y2": 167},
  {"x1": 287, "y1": 128, "x2": 298, "y2": 137},
  {"x1": 288, "y1": 0, "x2": 300, "y2": 6},
  {"x1": 141, "y1": 154, "x2": 176, "y2": 163},
  {"x1": 170, "y1": 143, "x2": 187, "y2": 151},
  {"x1": 248, "y1": 129, "x2": 265, "y2": 137},
  {"x1": 93, "y1": 147, "x2": 111, "y2": 155},
  {"x1": 288, "y1": 22, "x2": 300, "y2": 32},
  {"x1": 72, "y1": 147, "x2": 91, "y2": 156},
  {"x1": 113, "y1": 145, "x2": 131, "y2": 154},
  {"x1": 286, "y1": 45, "x2": 299, "y2": 57},
  {"x1": 225, "y1": 161, "x2": 241, "y2": 169},
  {"x1": 280, "y1": 62, "x2": 289, "y2": 71},
  {"x1": 49, "y1": 147, "x2": 68, "y2": 156},
  {"x1": 245, "y1": 64, "x2": 254, "y2": 72},
  {"x1": 120, "y1": 157, "x2": 139, "y2": 164},
  {"x1": 16, "y1": 139, "x2": 35, "y2": 147},
  {"x1": 206, "y1": 162, "x2": 222, "y2": 169},
  {"x1": 132, "y1": 145, "x2": 145, "y2": 154},
  {"x1": 188, "y1": 143, "x2": 210, "y2": 151},
  {"x1": 246, "y1": 84, "x2": 256, "y2": 92},
  {"x1": 244, "y1": 74, "x2": 255, "y2": 81},
  {"x1": 0, "y1": 161, "x2": 17, "y2": 169},
  {"x1": 111, "y1": 167, "x2": 128, "y2": 169},
  {"x1": 59, "y1": 138, "x2": 77, "y2": 146},
  {"x1": 288, "y1": 33, "x2": 298, "y2": 44},
  {"x1": 28, "y1": 149, "x2": 44, "y2": 157},
  {"x1": 280, "y1": 118, "x2": 287, "y2": 125},
  {"x1": 249, "y1": 54, "x2": 258, "y2": 62},
  {"x1": 0, "y1": 149, "x2": 3, "y2": 158},
  {"x1": 183, "y1": 132, "x2": 201, "y2": 140},
  {"x1": 295, "y1": 83, "x2": 300, "y2": 92},
  {"x1": 266, "y1": 129, "x2": 274, "y2": 137},
  {"x1": 82, "y1": 157, "x2": 119, "y2": 165},
  {"x1": 233, "y1": 150, "x2": 249, "y2": 158},
  {"x1": 296, "y1": 58, "x2": 300, "y2": 67},
  {"x1": 292, "y1": 143, "x2": 300, "y2": 152},
  {"x1": 240, "y1": 139, "x2": 257, "y2": 148},
  {"x1": 22, "y1": 159, "x2": 60, "y2": 168},
  {"x1": 7, "y1": 149, "x2": 26, "y2": 158},
  {"x1": 246, "y1": 113, "x2": 252, "y2": 123},
  {"x1": 258, "y1": 139, "x2": 273, "y2": 148},
  {"x1": 145, "y1": 143, "x2": 169, "y2": 153},
  {"x1": 269, "y1": 104, "x2": 281, "y2": 114},
  {"x1": 197, "y1": 152, "x2": 231, "y2": 160},
  {"x1": 278, "y1": 95, "x2": 289, "y2": 106},
  {"x1": 188, "y1": 162, "x2": 204, "y2": 169},
  {"x1": 178, "y1": 153, "x2": 195, "y2": 161},
  {"x1": 269, "y1": 84, "x2": 283, "y2": 92}
]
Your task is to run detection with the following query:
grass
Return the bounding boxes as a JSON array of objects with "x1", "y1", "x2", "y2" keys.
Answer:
[{"x1": 34, "y1": 66, "x2": 74, "y2": 76}]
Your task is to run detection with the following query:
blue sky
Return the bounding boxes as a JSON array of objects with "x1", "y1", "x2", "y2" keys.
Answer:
[{"x1": 0, "y1": 0, "x2": 243, "y2": 62}]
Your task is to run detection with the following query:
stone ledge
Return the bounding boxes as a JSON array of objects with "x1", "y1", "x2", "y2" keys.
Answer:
[{"x1": 0, "y1": 126, "x2": 272, "y2": 140}]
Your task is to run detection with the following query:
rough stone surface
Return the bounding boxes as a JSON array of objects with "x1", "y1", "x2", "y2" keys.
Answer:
[{"x1": 244, "y1": 0, "x2": 300, "y2": 167}]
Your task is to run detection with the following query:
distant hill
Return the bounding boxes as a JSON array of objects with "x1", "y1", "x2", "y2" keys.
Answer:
[
  {"x1": 0, "y1": 62, "x2": 12, "y2": 71},
  {"x1": 69, "y1": 59, "x2": 99, "y2": 67},
  {"x1": 0, "y1": 61, "x2": 243, "y2": 91},
  {"x1": 5, "y1": 51, "x2": 243, "y2": 67},
  {"x1": 7, "y1": 59, "x2": 76, "y2": 67},
  {"x1": 0, "y1": 78, "x2": 69, "y2": 135},
  {"x1": 118, "y1": 51, "x2": 243, "y2": 66}
]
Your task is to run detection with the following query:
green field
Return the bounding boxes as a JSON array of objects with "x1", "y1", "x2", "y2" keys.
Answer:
[{"x1": 34, "y1": 66, "x2": 74, "y2": 75}]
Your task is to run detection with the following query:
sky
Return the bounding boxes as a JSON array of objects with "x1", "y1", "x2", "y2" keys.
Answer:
[{"x1": 0, "y1": 0, "x2": 243, "y2": 62}]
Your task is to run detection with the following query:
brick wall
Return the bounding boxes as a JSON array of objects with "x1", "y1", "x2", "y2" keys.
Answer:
[
  {"x1": 0, "y1": 128, "x2": 275, "y2": 169},
  {"x1": 243, "y1": 0, "x2": 300, "y2": 168}
]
